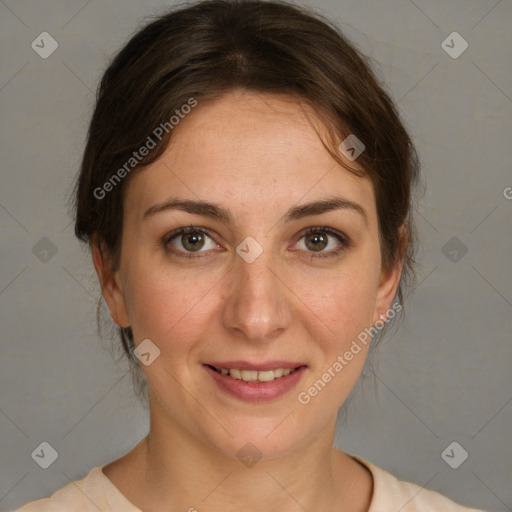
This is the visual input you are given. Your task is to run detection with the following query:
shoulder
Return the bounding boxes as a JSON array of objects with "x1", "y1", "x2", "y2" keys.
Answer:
[
  {"x1": 11, "y1": 466, "x2": 140, "y2": 512},
  {"x1": 351, "y1": 455, "x2": 487, "y2": 512}
]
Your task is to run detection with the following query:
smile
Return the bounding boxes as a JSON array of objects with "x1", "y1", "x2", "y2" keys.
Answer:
[
  {"x1": 208, "y1": 365, "x2": 301, "y2": 382},
  {"x1": 203, "y1": 363, "x2": 307, "y2": 402}
]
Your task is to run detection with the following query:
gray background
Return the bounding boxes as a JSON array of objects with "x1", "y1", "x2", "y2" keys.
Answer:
[{"x1": 1, "y1": 0, "x2": 511, "y2": 510}]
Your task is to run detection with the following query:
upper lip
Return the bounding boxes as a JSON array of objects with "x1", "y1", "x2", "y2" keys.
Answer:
[{"x1": 205, "y1": 361, "x2": 307, "y2": 371}]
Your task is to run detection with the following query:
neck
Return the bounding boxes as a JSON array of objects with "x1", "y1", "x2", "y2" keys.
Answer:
[{"x1": 108, "y1": 390, "x2": 373, "y2": 512}]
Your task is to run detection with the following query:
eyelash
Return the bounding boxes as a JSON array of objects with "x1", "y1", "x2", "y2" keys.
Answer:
[{"x1": 162, "y1": 225, "x2": 352, "y2": 260}]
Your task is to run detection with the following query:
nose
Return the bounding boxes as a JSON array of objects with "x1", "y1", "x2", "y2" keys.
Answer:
[{"x1": 222, "y1": 247, "x2": 293, "y2": 343}]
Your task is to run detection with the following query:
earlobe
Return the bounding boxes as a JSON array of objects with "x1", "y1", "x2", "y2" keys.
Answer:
[
  {"x1": 91, "y1": 241, "x2": 130, "y2": 328},
  {"x1": 372, "y1": 226, "x2": 408, "y2": 325},
  {"x1": 372, "y1": 259, "x2": 403, "y2": 325}
]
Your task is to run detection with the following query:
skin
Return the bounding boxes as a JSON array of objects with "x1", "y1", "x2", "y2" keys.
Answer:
[{"x1": 93, "y1": 90, "x2": 404, "y2": 512}]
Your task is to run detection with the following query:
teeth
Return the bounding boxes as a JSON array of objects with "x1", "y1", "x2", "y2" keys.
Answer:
[
  {"x1": 230, "y1": 369, "x2": 241, "y2": 380},
  {"x1": 257, "y1": 370, "x2": 275, "y2": 382},
  {"x1": 217, "y1": 367, "x2": 298, "y2": 382}
]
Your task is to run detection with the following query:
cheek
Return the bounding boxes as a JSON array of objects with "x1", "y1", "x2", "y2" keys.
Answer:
[
  {"x1": 293, "y1": 272, "x2": 377, "y2": 415},
  {"x1": 122, "y1": 263, "x2": 222, "y2": 348},
  {"x1": 295, "y1": 262, "x2": 381, "y2": 346}
]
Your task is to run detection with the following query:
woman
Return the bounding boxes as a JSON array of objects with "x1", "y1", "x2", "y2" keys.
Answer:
[{"x1": 16, "y1": 1, "x2": 486, "y2": 510}]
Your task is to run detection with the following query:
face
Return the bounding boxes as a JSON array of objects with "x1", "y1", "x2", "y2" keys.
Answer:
[{"x1": 95, "y1": 90, "x2": 402, "y2": 460}]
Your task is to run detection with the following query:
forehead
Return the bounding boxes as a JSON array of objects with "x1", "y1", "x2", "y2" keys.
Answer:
[{"x1": 124, "y1": 91, "x2": 376, "y2": 225}]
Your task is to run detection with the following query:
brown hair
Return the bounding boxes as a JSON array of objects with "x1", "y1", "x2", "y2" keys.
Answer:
[{"x1": 73, "y1": 0, "x2": 420, "y2": 405}]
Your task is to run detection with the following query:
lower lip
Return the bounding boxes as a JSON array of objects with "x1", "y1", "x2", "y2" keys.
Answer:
[{"x1": 203, "y1": 365, "x2": 307, "y2": 402}]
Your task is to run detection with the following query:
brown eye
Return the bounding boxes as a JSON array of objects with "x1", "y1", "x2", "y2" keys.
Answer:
[
  {"x1": 164, "y1": 227, "x2": 219, "y2": 257},
  {"x1": 295, "y1": 227, "x2": 350, "y2": 258},
  {"x1": 304, "y1": 232, "x2": 328, "y2": 252},
  {"x1": 181, "y1": 231, "x2": 205, "y2": 252}
]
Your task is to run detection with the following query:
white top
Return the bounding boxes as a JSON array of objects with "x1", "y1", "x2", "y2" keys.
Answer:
[{"x1": 13, "y1": 455, "x2": 486, "y2": 511}]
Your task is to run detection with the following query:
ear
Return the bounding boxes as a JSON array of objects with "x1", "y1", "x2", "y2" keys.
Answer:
[
  {"x1": 91, "y1": 240, "x2": 130, "y2": 327},
  {"x1": 372, "y1": 225, "x2": 407, "y2": 325}
]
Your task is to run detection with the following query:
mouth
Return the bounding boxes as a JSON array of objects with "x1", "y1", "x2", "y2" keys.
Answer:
[
  {"x1": 203, "y1": 361, "x2": 307, "y2": 402},
  {"x1": 205, "y1": 364, "x2": 306, "y2": 383}
]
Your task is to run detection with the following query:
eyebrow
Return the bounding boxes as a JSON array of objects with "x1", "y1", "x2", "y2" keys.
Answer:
[{"x1": 143, "y1": 196, "x2": 368, "y2": 227}]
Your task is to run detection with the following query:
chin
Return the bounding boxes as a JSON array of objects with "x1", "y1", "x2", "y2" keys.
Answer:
[{"x1": 200, "y1": 411, "x2": 319, "y2": 465}]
